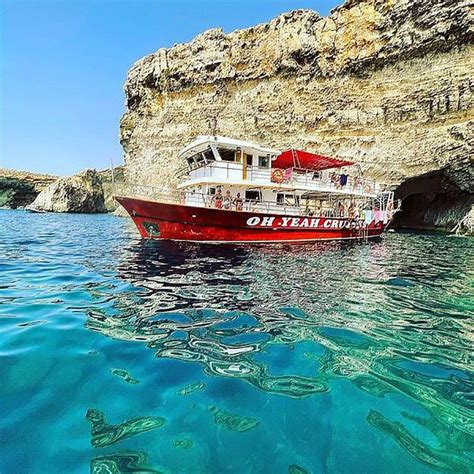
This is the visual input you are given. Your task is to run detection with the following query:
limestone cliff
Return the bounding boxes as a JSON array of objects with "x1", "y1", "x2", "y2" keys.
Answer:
[{"x1": 120, "y1": 0, "x2": 474, "y2": 230}]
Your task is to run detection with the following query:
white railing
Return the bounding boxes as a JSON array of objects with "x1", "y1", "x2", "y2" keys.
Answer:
[
  {"x1": 116, "y1": 183, "x2": 392, "y2": 219},
  {"x1": 115, "y1": 183, "x2": 180, "y2": 204},
  {"x1": 287, "y1": 168, "x2": 380, "y2": 195},
  {"x1": 179, "y1": 162, "x2": 379, "y2": 195},
  {"x1": 116, "y1": 183, "x2": 301, "y2": 215}
]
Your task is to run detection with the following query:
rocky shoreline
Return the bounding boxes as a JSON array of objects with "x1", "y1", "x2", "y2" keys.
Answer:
[
  {"x1": 0, "y1": 169, "x2": 57, "y2": 209},
  {"x1": 0, "y1": 167, "x2": 123, "y2": 214}
]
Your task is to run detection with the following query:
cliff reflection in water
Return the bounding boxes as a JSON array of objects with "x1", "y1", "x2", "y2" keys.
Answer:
[{"x1": 86, "y1": 236, "x2": 473, "y2": 472}]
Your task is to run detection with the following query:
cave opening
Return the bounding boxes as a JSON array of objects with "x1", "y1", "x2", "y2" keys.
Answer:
[
  {"x1": 393, "y1": 170, "x2": 473, "y2": 231},
  {"x1": 0, "y1": 177, "x2": 38, "y2": 209}
]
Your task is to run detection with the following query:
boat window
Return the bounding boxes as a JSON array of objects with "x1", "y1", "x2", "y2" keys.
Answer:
[
  {"x1": 245, "y1": 190, "x2": 261, "y2": 202},
  {"x1": 202, "y1": 147, "x2": 215, "y2": 162},
  {"x1": 194, "y1": 153, "x2": 205, "y2": 166},
  {"x1": 245, "y1": 154, "x2": 253, "y2": 166},
  {"x1": 277, "y1": 193, "x2": 300, "y2": 206},
  {"x1": 258, "y1": 156, "x2": 270, "y2": 168},
  {"x1": 187, "y1": 152, "x2": 206, "y2": 169},
  {"x1": 217, "y1": 147, "x2": 235, "y2": 162},
  {"x1": 209, "y1": 187, "x2": 216, "y2": 195}
]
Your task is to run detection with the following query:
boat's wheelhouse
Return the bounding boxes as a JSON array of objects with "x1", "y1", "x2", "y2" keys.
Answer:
[{"x1": 176, "y1": 135, "x2": 278, "y2": 185}]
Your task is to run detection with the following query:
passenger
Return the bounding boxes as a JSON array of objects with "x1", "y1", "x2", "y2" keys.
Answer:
[
  {"x1": 313, "y1": 200, "x2": 321, "y2": 216},
  {"x1": 348, "y1": 201, "x2": 356, "y2": 220},
  {"x1": 235, "y1": 192, "x2": 243, "y2": 211},
  {"x1": 338, "y1": 201, "x2": 345, "y2": 217},
  {"x1": 223, "y1": 190, "x2": 233, "y2": 210},
  {"x1": 387, "y1": 199, "x2": 394, "y2": 219},
  {"x1": 212, "y1": 188, "x2": 223, "y2": 209},
  {"x1": 354, "y1": 203, "x2": 360, "y2": 219},
  {"x1": 320, "y1": 201, "x2": 328, "y2": 217}
]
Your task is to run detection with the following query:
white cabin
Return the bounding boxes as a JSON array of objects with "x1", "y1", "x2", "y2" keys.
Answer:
[{"x1": 175, "y1": 135, "x2": 382, "y2": 216}]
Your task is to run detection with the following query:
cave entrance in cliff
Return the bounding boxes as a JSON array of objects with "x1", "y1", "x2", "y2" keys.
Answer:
[{"x1": 393, "y1": 170, "x2": 473, "y2": 231}]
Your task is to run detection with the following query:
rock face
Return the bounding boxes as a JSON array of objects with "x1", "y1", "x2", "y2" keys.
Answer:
[
  {"x1": 30, "y1": 169, "x2": 107, "y2": 213},
  {"x1": 0, "y1": 169, "x2": 57, "y2": 208},
  {"x1": 97, "y1": 166, "x2": 125, "y2": 212},
  {"x1": 120, "y1": 0, "x2": 473, "y2": 230}
]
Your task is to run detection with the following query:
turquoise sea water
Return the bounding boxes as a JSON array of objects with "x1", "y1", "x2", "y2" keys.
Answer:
[{"x1": 0, "y1": 209, "x2": 473, "y2": 473}]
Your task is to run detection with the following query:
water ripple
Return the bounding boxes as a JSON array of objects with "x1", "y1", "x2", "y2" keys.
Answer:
[{"x1": 1, "y1": 211, "x2": 473, "y2": 472}]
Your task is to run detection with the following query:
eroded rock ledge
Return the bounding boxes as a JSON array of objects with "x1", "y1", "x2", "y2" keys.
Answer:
[{"x1": 120, "y1": 0, "x2": 474, "y2": 230}]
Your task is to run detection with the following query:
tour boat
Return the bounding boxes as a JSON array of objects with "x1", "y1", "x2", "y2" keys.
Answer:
[{"x1": 116, "y1": 136, "x2": 398, "y2": 243}]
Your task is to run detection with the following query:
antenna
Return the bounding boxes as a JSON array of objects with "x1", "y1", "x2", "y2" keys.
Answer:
[{"x1": 208, "y1": 116, "x2": 218, "y2": 136}]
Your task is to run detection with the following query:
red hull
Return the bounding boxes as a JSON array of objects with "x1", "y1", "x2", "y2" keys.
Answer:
[{"x1": 116, "y1": 196, "x2": 386, "y2": 243}]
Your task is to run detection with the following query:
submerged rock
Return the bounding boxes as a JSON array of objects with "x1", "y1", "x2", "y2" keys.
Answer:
[
  {"x1": 209, "y1": 406, "x2": 259, "y2": 432},
  {"x1": 90, "y1": 450, "x2": 163, "y2": 473},
  {"x1": 176, "y1": 381, "x2": 205, "y2": 396},
  {"x1": 174, "y1": 439, "x2": 193, "y2": 449},
  {"x1": 86, "y1": 408, "x2": 165, "y2": 447},
  {"x1": 367, "y1": 410, "x2": 472, "y2": 473},
  {"x1": 288, "y1": 465, "x2": 309, "y2": 474},
  {"x1": 111, "y1": 368, "x2": 140, "y2": 384},
  {"x1": 30, "y1": 169, "x2": 107, "y2": 213}
]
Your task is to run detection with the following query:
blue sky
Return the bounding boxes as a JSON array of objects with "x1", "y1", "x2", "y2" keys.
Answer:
[{"x1": 0, "y1": 0, "x2": 340, "y2": 176}]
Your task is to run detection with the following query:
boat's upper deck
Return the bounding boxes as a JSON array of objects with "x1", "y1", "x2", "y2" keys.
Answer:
[{"x1": 176, "y1": 135, "x2": 380, "y2": 198}]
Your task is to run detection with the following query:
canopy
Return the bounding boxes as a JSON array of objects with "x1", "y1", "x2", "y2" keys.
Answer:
[{"x1": 272, "y1": 149, "x2": 353, "y2": 171}]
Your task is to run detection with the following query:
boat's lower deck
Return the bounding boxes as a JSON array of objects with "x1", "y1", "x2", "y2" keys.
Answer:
[{"x1": 116, "y1": 196, "x2": 386, "y2": 243}]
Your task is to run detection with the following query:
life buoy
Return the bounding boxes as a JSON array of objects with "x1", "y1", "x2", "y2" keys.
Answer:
[{"x1": 271, "y1": 168, "x2": 284, "y2": 184}]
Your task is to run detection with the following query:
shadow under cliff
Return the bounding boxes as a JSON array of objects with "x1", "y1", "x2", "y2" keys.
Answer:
[
  {"x1": 0, "y1": 177, "x2": 38, "y2": 208},
  {"x1": 393, "y1": 168, "x2": 473, "y2": 231}
]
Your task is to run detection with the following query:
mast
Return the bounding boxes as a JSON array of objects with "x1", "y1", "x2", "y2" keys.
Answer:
[{"x1": 110, "y1": 157, "x2": 115, "y2": 195}]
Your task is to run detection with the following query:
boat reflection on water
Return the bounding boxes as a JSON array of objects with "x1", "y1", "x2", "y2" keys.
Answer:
[
  {"x1": 86, "y1": 236, "x2": 473, "y2": 472},
  {"x1": 87, "y1": 239, "x2": 343, "y2": 397}
]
